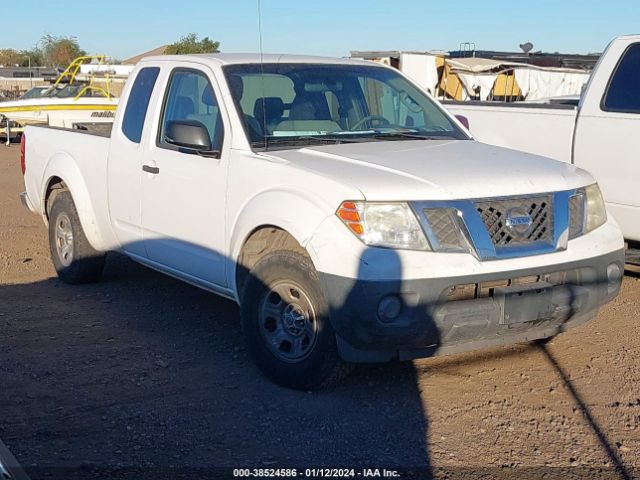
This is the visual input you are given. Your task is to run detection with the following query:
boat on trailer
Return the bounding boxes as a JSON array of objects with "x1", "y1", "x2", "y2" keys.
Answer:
[{"x1": 0, "y1": 56, "x2": 119, "y2": 142}]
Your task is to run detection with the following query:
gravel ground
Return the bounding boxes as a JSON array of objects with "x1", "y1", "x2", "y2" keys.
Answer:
[{"x1": 0, "y1": 145, "x2": 638, "y2": 479}]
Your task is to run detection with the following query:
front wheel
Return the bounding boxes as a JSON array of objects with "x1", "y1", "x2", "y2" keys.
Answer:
[
  {"x1": 240, "y1": 250, "x2": 352, "y2": 390},
  {"x1": 48, "y1": 190, "x2": 106, "y2": 284}
]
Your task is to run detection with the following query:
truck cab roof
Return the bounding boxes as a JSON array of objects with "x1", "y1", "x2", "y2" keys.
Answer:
[{"x1": 138, "y1": 53, "x2": 374, "y2": 67}]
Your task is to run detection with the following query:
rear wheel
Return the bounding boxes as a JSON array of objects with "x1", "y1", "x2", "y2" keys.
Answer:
[
  {"x1": 48, "y1": 190, "x2": 106, "y2": 284},
  {"x1": 240, "y1": 250, "x2": 352, "y2": 390}
]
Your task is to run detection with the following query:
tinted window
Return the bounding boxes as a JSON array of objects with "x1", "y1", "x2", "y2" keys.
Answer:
[
  {"x1": 603, "y1": 43, "x2": 640, "y2": 113},
  {"x1": 122, "y1": 67, "x2": 160, "y2": 143},
  {"x1": 158, "y1": 69, "x2": 224, "y2": 152}
]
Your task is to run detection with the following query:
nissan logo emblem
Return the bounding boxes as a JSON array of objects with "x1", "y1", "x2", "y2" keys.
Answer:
[{"x1": 505, "y1": 207, "x2": 533, "y2": 234}]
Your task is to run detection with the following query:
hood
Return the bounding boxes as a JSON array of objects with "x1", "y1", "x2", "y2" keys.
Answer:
[{"x1": 266, "y1": 139, "x2": 594, "y2": 201}]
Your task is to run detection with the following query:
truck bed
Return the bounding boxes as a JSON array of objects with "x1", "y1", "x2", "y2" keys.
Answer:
[
  {"x1": 22, "y1": 124, "x2": 112, "y2": 242},
  {"x1": 37, "y1": 121, "x2": 114, "y2": 138},
  {"x1": 72, "y1": 122, "x2": 114, "y2": 137},
  {"x1": 444, "y1": 100, "x2": 578, "y2": 163}
]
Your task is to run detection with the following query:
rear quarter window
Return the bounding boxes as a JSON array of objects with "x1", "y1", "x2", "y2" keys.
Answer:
[
  {"x1": 122, "y1": 67, "x2": 160, "y2": 143},
  {"x1": 602, "y1": 43, "x2": 640, "y2": 114}
]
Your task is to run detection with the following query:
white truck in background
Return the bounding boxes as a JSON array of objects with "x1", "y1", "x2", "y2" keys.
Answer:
[
  {"x1": 446, "y1": 35, "x2": 640, "y2": 263},
  {"x1": 19, "y1": 53, "x2": 624, "y2": 389}
]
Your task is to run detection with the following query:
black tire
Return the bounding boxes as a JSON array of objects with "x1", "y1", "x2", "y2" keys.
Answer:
[
  {"x1": 240, "y1": 250, "x2": 352, "y2": 390},
  {"x1": 48, "y1": 190, "x2": 106, "y2": 284}
]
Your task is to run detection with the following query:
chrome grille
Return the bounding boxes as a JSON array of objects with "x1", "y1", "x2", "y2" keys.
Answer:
[
  {"x1": 423, "y1": 208, "x2": 461, "y2": 250},
  {"x1": 569, "y1": 192, "x2": 585, "y2": 239},
  {"x1": 475, "y1": 196, "x2": 554, "y2": 247}
]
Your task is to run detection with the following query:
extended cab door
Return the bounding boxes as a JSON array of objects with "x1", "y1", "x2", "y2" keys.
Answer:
[
  {"x1": 573, "y1": 39, "x2": 640, "y2": 240},
  {"x1": 107, "y1": 66, "x2": 161, "y2": 256},
  {"x1": 141, "y1": 65, "x2": 229, "y2": 286}
]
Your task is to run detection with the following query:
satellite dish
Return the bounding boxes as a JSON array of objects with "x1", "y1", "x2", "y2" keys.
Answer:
[{"x1": 520, "y1": 42, "x2": 534, "y2": 54}]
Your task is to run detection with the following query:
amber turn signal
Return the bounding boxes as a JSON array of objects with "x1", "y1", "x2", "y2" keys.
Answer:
[{"x1": 337, "y1": 202, "x2": 364, "y2": 236}]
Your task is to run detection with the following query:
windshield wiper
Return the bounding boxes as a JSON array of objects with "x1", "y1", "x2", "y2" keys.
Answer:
[
  {"x1": 251, "y1": 131, "x2": 460, "y2": 150},
  {"x1": 253, "y1": 135, "x2": 361, "y2": 149},
  {"x1": 369, "y1": 131, "x2": 458, "y2": 141}
]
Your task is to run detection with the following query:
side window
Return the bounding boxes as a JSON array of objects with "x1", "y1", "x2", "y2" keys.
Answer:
[
  {"x1": 122, "y1": 67, "x2": 160, "y2": 143},
  {"x1": 603, "y1": 43, "x2": 640, "y2": 113},
  {"x1": 159, "y1": 69, "x2": 224, "y2": 151}
]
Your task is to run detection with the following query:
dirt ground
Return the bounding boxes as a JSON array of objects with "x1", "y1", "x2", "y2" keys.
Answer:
[{"x1": 0, "y1": 145, "x2": 639, "y2": 480}]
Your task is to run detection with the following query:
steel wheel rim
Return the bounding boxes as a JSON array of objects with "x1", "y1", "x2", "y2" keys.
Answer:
[
  {"x1": 258, "y1": 280, "x2": 318, "y2": 363},
  {"x1": 55, "y1": 213, "x2": 74, "y2": 267}
]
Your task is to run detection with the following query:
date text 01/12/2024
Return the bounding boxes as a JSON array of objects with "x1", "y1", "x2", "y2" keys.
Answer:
[{"x1": 233, "y1": 468, "x2": 402, "y2": 478}]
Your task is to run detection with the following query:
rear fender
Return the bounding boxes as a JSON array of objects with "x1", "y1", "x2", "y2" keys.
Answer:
[{"x1": 42, "y1": 153, "x2": 108, "y2": 251}]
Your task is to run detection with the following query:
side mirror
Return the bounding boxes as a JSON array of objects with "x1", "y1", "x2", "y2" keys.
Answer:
[
  {"x1": 164, "y1": 120, "x2": 212, "y2": 152},
  {"x1": 455, "y1": 114, "x2": 470, "y2": 130}
]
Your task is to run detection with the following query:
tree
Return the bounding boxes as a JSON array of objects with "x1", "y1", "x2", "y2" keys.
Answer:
[
  {"x1": 0, "y1": 35, "x2": 85, "y2": 69},
  {"x1": 0, "y1": 49, "x2": 23, "y2": 66},
  {"x1": 0, "y1": 48, "x2": 44, "y2": 67},
  {"x1": 40, "y1": 34, "x2": 86, "y2": 67},
  {"x1": 165, "y1": 33, "x2": 220, "y2": 55},
  {"x1": 21, "y1": 48, "x2": 44, "y2": 67}
]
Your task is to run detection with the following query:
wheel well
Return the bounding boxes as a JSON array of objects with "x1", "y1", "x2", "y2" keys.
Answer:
[
  {"x1": 44, "y1": 177, "x2": 68, "y2": 219},
  {"x1": 236, "y1": 227, "x2": 310, "y2": 296}
]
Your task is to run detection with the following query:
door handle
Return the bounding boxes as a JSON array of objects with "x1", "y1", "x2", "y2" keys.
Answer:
[{"x1": 142, "y1": 165, "x2": 160, "y2": 174}]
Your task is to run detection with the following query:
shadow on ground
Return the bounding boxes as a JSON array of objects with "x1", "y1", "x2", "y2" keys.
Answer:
[{"x1": 0, "y1": 252, "x2": 433, "y2": 479}]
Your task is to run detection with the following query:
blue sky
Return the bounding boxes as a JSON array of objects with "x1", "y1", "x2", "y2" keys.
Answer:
[{"x1": 3, "y1": 0, "x2": 640, "y2": 60}]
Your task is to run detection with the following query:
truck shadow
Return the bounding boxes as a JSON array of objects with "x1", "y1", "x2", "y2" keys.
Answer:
[
  {"x1": 538, "y1": 345, "x2": 633, "y2": 480},
  {"x1": 0, "y1": 245, "x2": 435, "y2": 479}
]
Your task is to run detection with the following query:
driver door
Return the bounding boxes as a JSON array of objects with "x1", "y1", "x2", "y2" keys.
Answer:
[{"x1": 141, "y1": 66, "x2": 228, "y2": 287}]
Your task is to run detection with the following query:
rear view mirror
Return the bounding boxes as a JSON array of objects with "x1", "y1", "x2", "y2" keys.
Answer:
[
  {"x1": 164, "y1": 120, "x2": 212, "y2": 151},
  {"x1": 399, "y1": 91, "x2": 423, "y2": 113},
  {"x1": 455, "y1": 114, "x2": 470, "y2": 130},
  {"x1": 304, "y1": 81, "x2": 343, "y2": 93}
]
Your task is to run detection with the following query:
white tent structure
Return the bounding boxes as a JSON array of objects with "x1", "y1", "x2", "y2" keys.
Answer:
[
  {"x1": 351, "y1": 50, "x2": 591, "y2": 102},
  {"x1": 350, "y1": 51, "x2": 442, "y2": 95},
  {"x1": 442, "y1": 57, "x2": 590, "y2": 101}
]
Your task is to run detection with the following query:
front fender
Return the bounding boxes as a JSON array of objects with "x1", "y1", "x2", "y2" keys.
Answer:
[
  {"x1": 227, "y1": 187, "x2": 335, "y2": 294},
  {"x1": 42, "y1": 153, "x2": 109, "y2": 251}
]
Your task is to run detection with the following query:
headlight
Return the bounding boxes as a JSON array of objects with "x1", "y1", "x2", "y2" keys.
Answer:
[
  {"x1": 584, "y1": 183, "x2": 607, "y2": 233},
  {"x1": 337, "y1": 202, "x2": 430, "y2": 250},
  {"x1": 569, "y1": 183, "x2": 607, "y2": 239}
]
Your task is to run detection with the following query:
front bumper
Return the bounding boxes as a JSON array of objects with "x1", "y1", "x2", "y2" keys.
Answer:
[{"x1": 319, "y1": 249, "x2": 625, "y2": 362}]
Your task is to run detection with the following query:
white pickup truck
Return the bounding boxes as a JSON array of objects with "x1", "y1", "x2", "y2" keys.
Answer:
[
  {"x1": 446, "y1": 35, "x2": 640, "y2": 261},
  {"x1": 20, "y1": 53, "x2": 624, "y2": 389}
]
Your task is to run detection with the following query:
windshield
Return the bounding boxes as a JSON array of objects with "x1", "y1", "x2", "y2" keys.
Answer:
[
  {"x1": 36, "y1": 84, "x2": 96, "y2": 99},
  {"x1": 21, "y1": 87, "x2": 47, "y2": 99},
  {"x1": 223, "y1": 63, "x2": 468, "y2": 150}
]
